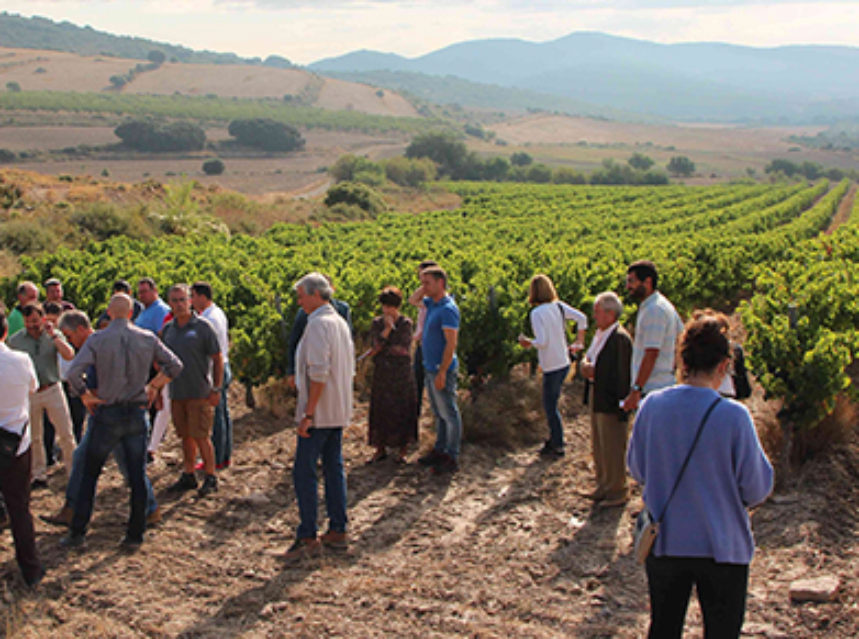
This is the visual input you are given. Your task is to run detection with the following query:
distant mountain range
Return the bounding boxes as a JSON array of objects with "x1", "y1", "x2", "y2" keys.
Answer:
[
  {"x1": 310, "y1": 33, "x2": 859, "y2": 124},
  {"x1": 0, "y1": 12, "x2": 292, "y2": 68}
]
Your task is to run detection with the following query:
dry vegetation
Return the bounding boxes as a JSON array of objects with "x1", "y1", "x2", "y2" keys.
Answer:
[
  {"x1": 0, "y1": 368, "x2": 854, "y2": 638},
  {"x1": 0, "y1": 47, "x2": 418, "y2": 118}
]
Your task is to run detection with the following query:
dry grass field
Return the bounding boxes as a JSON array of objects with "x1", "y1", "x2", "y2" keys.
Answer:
[
  {"x1": 0, "y1": 47, "x2": 418, "y2": 117},
  {"x1": 0, "y1": 371, "x2": 854, "y2": 638}
]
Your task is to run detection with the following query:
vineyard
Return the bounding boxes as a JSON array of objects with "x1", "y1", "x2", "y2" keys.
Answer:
[{"x1": 3, "y1": 179, "x2": 857, "y2": 433}]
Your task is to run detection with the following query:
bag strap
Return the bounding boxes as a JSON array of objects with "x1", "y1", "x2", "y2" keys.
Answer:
[{"x1": 655, "y1": 396, "x2": 721, "y2": 523}]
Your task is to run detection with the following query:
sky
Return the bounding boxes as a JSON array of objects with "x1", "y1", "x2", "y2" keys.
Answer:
[{"x1": 3, "y1": 1, "x2": 857, "y2": 65}]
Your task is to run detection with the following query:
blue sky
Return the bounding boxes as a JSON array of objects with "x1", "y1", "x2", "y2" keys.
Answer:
[{"x1": 4, "y1": 1, "x2": 857, "y2": 64}]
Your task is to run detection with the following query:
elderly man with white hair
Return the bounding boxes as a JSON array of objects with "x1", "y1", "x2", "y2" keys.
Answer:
[
  {"x1": 286, "y1": 272, "x2": 355, "y2": 560},
  {"x1": 580, "y1": 291, "x2": 633, "y2": 507}
]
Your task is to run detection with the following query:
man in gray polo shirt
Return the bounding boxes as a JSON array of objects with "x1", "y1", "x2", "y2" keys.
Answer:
[
  {"x1": 161, "y1": 283, "x2": 223, "y2": 497},
  {"x1": 62, "y1": 294, "x2": 183, "y2": 549}
]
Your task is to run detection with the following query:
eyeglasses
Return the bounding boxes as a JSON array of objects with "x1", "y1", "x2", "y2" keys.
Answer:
[{"x1": 169, "y1": 297, "x2": 188, "y2": 303}]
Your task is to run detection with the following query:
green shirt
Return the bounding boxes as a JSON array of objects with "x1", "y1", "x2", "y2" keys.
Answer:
[
  {"x1": 7, "y1": 329, "x2": 68, "y2": 387},
  {"x1": 6, "y1": 308, "x2": 24, "y2": 337}
]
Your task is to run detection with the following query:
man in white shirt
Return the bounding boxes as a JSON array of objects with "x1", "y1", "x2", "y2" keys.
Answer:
[
  {"x1": 191, "y1": 281, "x2": 233, "y2": 470},
  {"x1": 0, "y1": 308, "x2": 44, "y2": 587},
  {"x1": 622, "y1": 260, "x2": 685, "y2": 412},
  {"x1": 286, "y1": 273, "x2": 354, "y2": 560}
]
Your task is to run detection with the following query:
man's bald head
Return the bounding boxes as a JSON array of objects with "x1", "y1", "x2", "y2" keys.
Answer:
[{"x1": 107, "y1": 293, "x2": 134, "y2": 320}]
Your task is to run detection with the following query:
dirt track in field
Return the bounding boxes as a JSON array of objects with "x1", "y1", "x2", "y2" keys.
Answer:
[{"x1": 1, "y1": 371, "x2": 856, "y2": 638}]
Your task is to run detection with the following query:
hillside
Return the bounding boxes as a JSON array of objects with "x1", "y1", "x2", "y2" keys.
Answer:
[
  {"x1": 310, "y1": 32, "x2": 859, "y2": 124},
  {"x1": 0, "y1": 47, "x2": 418, "y2": 117},
  {"x1": 0, "y1": 11, "x2": 272, "y2": 66}
]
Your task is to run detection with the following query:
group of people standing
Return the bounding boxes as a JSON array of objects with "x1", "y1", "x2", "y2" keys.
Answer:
[
  {"x1": 519, "y1": 259, "x2": 773, "y2": 638},
  {"x1": 1, "y1": 259, "x2": 774, "y2": 638}
]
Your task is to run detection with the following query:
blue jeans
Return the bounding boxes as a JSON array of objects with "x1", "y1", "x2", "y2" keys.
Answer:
[
  {"x1": 292, "y1": 427, "x2": 347, "y2": 540},
  {"x1": 66, "y1": 415, "x2": 158, "y2": 517},
  {"x1": 212, "y1": 361, "x2": 233, "y2": 466},
  {"x1": 542, "y1": 365, "x2": 569, "y2": 449},
  {"x1": 71, "y1": 404, "x2": 149, "y2": 541},
  {"x1": 425, "y1": 365, "x2": 462, "y2": 460}
]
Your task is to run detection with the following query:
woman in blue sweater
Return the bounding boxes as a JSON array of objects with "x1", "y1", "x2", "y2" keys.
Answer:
[{"x1": 627, "y1": 311, "x2": 773, "y2": 639}]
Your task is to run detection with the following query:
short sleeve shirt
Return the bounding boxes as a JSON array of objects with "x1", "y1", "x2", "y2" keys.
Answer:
[
  {"x1": 135, "y1": 298, "x2": 170, "y2": 335},
  {"x1": 421, "y1": 295, "x2": 459, "y2": 373},
  {"x1": 161, "y1": 315, "x2": 220, "y2": 400},
  {"x1": 632, "y1": 291, "x2": 685, "y2": 393}
]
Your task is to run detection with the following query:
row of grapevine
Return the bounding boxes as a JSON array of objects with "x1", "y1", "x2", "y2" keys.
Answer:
[
  {"x1": 2, "y1": 181, "x2": 848, "y2": 392},
  {"x1": 741, "y1": 183, "x2": 859, "y2": 442}
]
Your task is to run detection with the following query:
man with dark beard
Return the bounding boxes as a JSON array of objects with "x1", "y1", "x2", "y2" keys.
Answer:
[{"x1": 621, "y1": 261, "x2": 684, "y2": 412}]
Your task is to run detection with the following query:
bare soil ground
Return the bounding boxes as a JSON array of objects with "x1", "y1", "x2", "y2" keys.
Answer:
[
  {"x1": 1, "y1": 373, "x2": 855, "y2": 638},
  {"x1": 4, "y1": 127, "x2": 410, "y2": 196}
]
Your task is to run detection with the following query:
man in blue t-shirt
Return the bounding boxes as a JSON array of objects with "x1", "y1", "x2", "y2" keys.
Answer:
[
  {"x1": 417, "y1": 266, "x2": 461, "y2": 474},
  {"x1": 134, "y1": 277, "x2": 170, "y2": 334}
]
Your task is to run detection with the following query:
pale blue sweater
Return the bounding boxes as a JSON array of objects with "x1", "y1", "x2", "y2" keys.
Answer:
[{"x1": 627, "y1": 385, "x2": 773, "y2": 564}]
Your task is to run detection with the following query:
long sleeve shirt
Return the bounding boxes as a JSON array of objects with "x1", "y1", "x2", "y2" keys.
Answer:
[
  {"x1": 528, "y1": 301, "x2": 588, "y2": 373},
  {"x1": 627, "y1": 385, "x2": 773, "y2": 564},
  {"x1": 0, "y1": 343, "x2": 37, "y2": 455},
  {"x1": 66, "y1": 318, "x2": 183, "y2": 405},
  {"x1": 295, "y1": 304, "x2": 354, "y2": 428}
]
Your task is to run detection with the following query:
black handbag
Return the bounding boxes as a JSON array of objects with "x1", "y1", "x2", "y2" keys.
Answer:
[
  {"x1": 634, "y1": 397, "x2": 721, "y2": 564},
  {"x1": 0, "y1": 425, "x2": 24, "y2": 469}
]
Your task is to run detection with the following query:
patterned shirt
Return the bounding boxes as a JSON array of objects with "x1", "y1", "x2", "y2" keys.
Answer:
[{"x1": 632, "y1": 291, "x2": 684, "y2": 393}]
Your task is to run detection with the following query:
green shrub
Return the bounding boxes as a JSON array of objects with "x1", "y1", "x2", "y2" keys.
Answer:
[
  {"x1": 324, "y1": 182, "x2": 386, "y2": 217},
  {"x1": 114, "y1": 118, "x2": 206, "y2": 152},
  {"x1": 202, "y1": 158, "x2": 225, "y2": 175},
  {"x1": 384, "y1": 156, "x2": 437, "y2": 187},
  {"x1": 0, "y1": 149, "x2": 17, "y2": 164},
  {"x1": 0, "y1": 221, "x2": 57, "y2": 254},
  {"x1": 70, "y1": 202, "x2": 132, "y2": 240},
  {"x1": 227, "y1": 118, "x2": 305, "y2": 152},
  {"x1": 329, "y1": 154, "x2": 383, "y2": 183}
]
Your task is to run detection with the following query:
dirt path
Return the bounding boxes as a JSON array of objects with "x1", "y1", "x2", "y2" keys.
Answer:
[
  {"x1": 1, "y1": 378, "x2": 856, "y2": 637},
  {"x1": 825, "y1": 183, "x2": 856, "y2": 234}
]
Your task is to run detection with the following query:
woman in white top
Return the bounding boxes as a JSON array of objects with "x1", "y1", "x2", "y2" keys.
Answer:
[{"x1": 519, "y1": 274, "x2": 587, "y2": 456}]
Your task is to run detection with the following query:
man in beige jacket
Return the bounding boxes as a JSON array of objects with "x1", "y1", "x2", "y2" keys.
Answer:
[{"x1": 286, "y1": 272, "x2": 354, "y2": 559}]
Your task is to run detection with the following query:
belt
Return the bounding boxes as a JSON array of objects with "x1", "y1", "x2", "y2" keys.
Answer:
[{"x1": 36, "y1": 382, "x2": 59, "y2": 393}]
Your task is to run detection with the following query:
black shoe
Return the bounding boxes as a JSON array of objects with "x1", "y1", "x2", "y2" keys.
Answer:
[
  {"x1": 60, "y1": 533, "x2": 86, "y2": 549},
  {"x1": 417, "y1": 450, "x2": 443, "y2": 466},
  {"x1": 31, "y1": 478, "x2": 49, "y2": 490},
  {"x1": 197, "y1": 474, "x2": 218, "y2": 497},
  {"x1": 431, "y1": 454, "x2": 459, "y2": 475},
  {"x1": 539, "y1": 441, "x2": 565, "y2": 457},
  {"x1": 167, "y1": 472, "x2": 198, "y2": 493},
  {"x1": 120, "y1": 535, "x2": 143, "y2": 551},
  {"x1": 24, "y1": 567, "x2": 45, "y2": 589}
]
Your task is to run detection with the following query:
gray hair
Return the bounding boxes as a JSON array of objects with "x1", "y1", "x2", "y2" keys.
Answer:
[
  {"x1": 294, "y1": 272, "x2": 333, "y2": 301},
  {"x1": 593, "y1": 291, "x2": 623, "y2": 320},
  {"x1": 168, "y1": 283, "x2": 191, "y2": 299},
  {"x1": 58, "y1": 309, "x2": 91, "y2": 332}
]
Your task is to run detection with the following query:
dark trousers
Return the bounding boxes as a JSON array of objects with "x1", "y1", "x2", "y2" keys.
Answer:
[
  {"x1": 413, "y1": 344, "x2": 425, "y2": 418},
  {"x1": 0, "y1": 449, "x2": 42, "y2": 584},
  {"x1": 293, "y1": 427, "x2": 347, "y2": 539},
  {"x1": 646, "y1": 555, "x2": 749, "y2": 639},
  {"x1": 71, "y1": 404, "x2": 148, "y2": 542}
]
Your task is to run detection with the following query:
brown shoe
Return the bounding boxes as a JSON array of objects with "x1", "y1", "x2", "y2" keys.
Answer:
[
  {"x1": 599, "y1": 494, "x2": 629, "y2": 508},
  {"x1": 146, "y1": 507, "x2": 162, "y2": 526},
  {"x1": 284, "y1": 537, "x2": 321, "y2": 561},
  {"x1": 320, "y1": 530, "x2": 348, "y2": 550},
  {"x1": 41, "y1": 505, "x2": 74, "y2": 527},
  {"x1": 578, "y1": 489, "x2": 607, "y2": 501}
]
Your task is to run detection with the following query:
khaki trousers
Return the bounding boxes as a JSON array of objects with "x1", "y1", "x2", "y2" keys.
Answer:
[
  {"x1": 590, "y1": 410, "x2": 629, "y2": 500},
  {"x1": 29, "y1": 382, "x2": 76, "y2": 481}
]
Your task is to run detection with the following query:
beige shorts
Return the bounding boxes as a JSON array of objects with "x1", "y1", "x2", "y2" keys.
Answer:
[{"x1": 171, "y1": 398, "x2": 214, "y2": 440}]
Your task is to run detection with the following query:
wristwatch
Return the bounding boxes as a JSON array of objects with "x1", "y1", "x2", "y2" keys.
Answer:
[
  {"x1": 302, "y1": 413, "x2": 314, "y2": 421},
  {"x1": 631, "y1": 383, "x2": 643, "y2": 392}
]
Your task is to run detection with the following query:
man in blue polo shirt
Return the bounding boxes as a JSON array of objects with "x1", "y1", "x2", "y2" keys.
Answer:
[
  {"x1": 134, "y1": 277, "x2": 169, "y2": 334},
  {"x1": 417, "y1": 266, "x2": 461, "y2": 474}
]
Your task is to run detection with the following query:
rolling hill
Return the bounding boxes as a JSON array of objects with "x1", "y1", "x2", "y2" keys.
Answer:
[{"x1": 310, "y1": 32, "x2": 859, "y2": 124}]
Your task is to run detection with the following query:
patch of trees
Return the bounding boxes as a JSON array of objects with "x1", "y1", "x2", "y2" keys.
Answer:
[
  {"x1": 227, "y1": 118, "x2": 305, "y2": 152},
  {"x1": 5, "y1": 81, "x2": 21, "y2": 92},
  {"x1": 109, "y1": 51, "x2": 165, "y2": 89},
  {"x1": 324, "y1": 181, "x2": 386, "y2": 219},
  {"x1": 667, "y1": 156, "x2": 696, "y2": 177},
  {"x1": 114, "y1": 119, "x2": 206, "y2": 152},
  {"x1": 764, "y1": 158, "x2": 847, "y2": 181}
]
